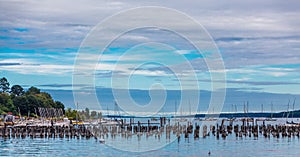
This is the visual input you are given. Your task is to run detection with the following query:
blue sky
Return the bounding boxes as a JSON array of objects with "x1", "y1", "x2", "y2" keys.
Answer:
[{"x1": 0, "y1": 0, "x2": 300, "y2": 112}]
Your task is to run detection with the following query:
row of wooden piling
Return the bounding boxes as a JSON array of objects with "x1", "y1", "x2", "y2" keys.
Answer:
[
  {"x1": 0, "y1": 125, "x2": 93, "y2": 139},
  {"x1": 1, "y1": 120, "x2": 300, "y2": 141}
]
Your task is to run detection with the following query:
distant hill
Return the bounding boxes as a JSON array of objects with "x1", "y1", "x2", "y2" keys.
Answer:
[{"x1": 191, "y1": 110, "x2": 300, "y2": 118}]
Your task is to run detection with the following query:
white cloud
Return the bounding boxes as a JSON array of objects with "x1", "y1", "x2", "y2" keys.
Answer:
[
  {"x1": 261, "y1": 67, "x2": 294, "y2": 72},
  {"x1": 1, "y1": 0, "x2": 300, "y2": 92},
  {"x1": 174, "y1": 50, "x2": 193, "y2": 55},
  {"x1": 0, "y1": 58, "x2": 73, "y2": 75},
  {"x1": 233, "y1": 77, "x2": 250, "y2": 81},
  {"x1": 132, "y1": 69, "x2": 170, "y2": 76},
  {"x1": 120, "y1": 35, "x2": 149, "y2": 41},
  {"x1": 266, "y1": 72, "x2": 288, "y2": 77}
]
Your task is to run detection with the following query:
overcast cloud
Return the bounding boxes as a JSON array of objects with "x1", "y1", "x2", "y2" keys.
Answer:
[{"x1": 0, "y1": 0, "x2": 300, "y2": 94}]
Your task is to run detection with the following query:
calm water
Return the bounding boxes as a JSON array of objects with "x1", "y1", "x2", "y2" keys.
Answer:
[
  {"x1": 1, "y1": 135, "x2": 300, "y2": 157},
  {"x1": 1, "y1": 118, "x2": 300, "y2": 157}
]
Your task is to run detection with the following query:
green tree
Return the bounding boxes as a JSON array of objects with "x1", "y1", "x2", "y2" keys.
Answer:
[
  {"x1": 0, "y1": 82, "x2": 66, "y2": 117},
  {"x1": 85, "y1": 107, "x2": 90, "y2": 119},
  {"x1": 0, "y1": 105, "x2": 9, "y2": 114},
  {"x1": 39, "y1": 92, "x2": 52, "y2": 99},
  {"x1": 0, "y1": 77, "x2": 10, "y2": 93},
  {"x1": 27, "y1": 95, "x2": 42, "y2": 114},
  {"x1": 11, "y1": 85, "x2": 25, "y2": 96},
  {"x1": 26, "y1": 86, "x2": 40, "y2": 95},
  {"x1": 98, "y1": 112, "x2": 102, "y2": 119},
  {"x1": 65, "y1": 108, "x2": 80, "y2": 120},
  {"x1": 91, "y1": 110, "x2": 97, "y2": 118},
  {"x1": 12, "y1": 96, "x2": 28, "y2": 115},
  {"x1": 55, "y1": 101, "x2": 65, "y2": 111},
  {"x1": 0, "y1": 93, "x2": 10, "y2": 105},
  {"x1": 0, "y1": 93, "x2": 16, "y2": 114},
  {"x1": 6, "y1": 99, "x2": 16, "y2": 114},
  {"x1": 36, "y1": 92, "x2": 55, "y2": 108}
]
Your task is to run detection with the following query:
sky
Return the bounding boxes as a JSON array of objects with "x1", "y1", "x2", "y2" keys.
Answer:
[{"x1": 0, "y1": 0, "x2": 300, "y2": 113}]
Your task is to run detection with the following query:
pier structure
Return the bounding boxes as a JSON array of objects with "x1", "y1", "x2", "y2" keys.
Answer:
[{"x1": 1, "y1": 118, "x2": 300, "y2": 141}]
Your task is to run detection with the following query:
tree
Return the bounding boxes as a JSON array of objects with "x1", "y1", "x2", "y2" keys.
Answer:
[
  {"x1": 6, "y1": 99, "x2": 16, "y2": 114},
  {"x1": 85, "y1": 107, "x2": 90, "y2": 119},
  {"x1": 12, "y1": 96, "x2": 28, "y2": 115},
  {"x1": 38, "y1": 92, "x2": 55, "y2": 108},
  {"x1": 0, "y1": 93, "x2": 16, "y2": 114},
  {"x1": 98, "y1": 112, "x2": 102, "y2": 119},
  {"x1": 26, "y1": 95, "x2": 42, "y2": 114},
  {"x1": 39, "y1": 92, "x2": 52, "y2": 99},
  {"x1": 55, "y1": 101, "x2": 65, "y2": 110},
  {"x1": 0, "y1": 105, "x2": 9, "y2": 114},
  {"x1": 11, "y1": 85, "x2": 25, "y2": 96},
  {"x1": 0, "y1": 93, "x2": 10, "y2": 105},
  {"x1": 91, "y1": 110, "x2": 97, "y2": 118},
  {"x1": 26, "y1": 86, "x2": 40, "y2": 95},
  {"x1": 65, "y1": 108, "x2": 80, "y2": 120},
  {"x1": 0, "y1": 77, "x2": 10, "y2": 93},
  {"x1": 0, "y1": 81, "x2": 66, "y2": 117}
]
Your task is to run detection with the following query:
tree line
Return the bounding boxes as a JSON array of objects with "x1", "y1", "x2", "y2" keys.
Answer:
[
  {"x1": 0, "y1": 77, "x2": 65, "y2": 116},
  {"x1": 64, "y1": 107, "x2": 103, "y2": 120}
]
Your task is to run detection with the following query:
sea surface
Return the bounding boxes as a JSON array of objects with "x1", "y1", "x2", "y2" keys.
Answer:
[{"x1": 1, "y1": 118, "x2": 300, "y2": 157}]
